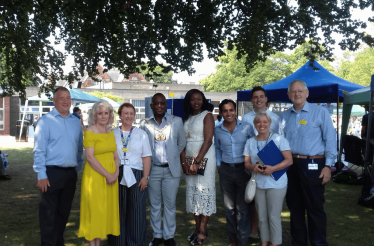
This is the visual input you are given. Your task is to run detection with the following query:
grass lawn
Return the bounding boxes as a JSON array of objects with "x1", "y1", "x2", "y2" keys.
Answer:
[{"x1": 0, "y1": 137, "x2": 373, "y2": 246}]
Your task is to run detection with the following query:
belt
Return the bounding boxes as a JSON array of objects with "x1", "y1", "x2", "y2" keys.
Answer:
[
  {"x1": 154, "y1": 163, "x2": 169, "y2": 167},
  {"x1": 46, "y1": 166, "x2": 76, "y2": 170},
  {"x1": 292, "y1": 155, "x2": 325, "y2": 159},
  {"x1": 221, "y1": 161, "x2": 244, "y2": 168}
]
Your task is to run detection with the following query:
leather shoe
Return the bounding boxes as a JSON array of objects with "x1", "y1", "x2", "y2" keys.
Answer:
[
  {"x1": 164, "y1": 238, "x2": 178, "y2": 246},
  {"x1": 149, "y1": 238, "x2": 163, "y2": 246}
]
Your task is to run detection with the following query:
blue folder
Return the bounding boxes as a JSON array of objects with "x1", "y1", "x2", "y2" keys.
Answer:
[{"x1": 257, "y1": 140, "x2": 289, "y2": 181}]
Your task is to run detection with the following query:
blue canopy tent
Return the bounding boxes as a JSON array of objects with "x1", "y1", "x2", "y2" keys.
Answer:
[{"x1": 237, "y1": 60, "x2": 364, "y2": 103}]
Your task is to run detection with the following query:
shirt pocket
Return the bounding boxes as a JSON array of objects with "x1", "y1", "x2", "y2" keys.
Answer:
[{"x1": 300, "y1": 121, "x2": 320, "y2": 137}]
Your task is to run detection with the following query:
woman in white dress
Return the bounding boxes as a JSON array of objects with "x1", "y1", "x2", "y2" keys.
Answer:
[{"x1": 180, "y1": 89, "x2": 216, "y2": 246}]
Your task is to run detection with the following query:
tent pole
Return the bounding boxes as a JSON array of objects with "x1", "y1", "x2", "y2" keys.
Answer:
[{"x1": 336, "y1": 96, "x2": 341, "y2": 170}]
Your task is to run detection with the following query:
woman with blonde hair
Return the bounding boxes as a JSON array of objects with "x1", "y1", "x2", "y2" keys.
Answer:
[{"x1": 78, "y1": 100, "x2": 120, "y2": 246}]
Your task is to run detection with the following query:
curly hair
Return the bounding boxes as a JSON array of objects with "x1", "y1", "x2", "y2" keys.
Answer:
[
  {"x1": 182, "y1": 89, "x2": 214, "y2": 122},
  {"x1": 88, "y1": 100, "x2": 114, "y2": 129}
]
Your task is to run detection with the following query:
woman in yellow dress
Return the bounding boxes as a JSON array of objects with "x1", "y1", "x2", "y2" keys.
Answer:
[{"x1": 78, "y1": 100, "x2": 120, "y2": 246}]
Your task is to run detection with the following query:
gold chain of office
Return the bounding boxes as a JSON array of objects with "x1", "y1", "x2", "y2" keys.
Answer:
[{"x1": 145, "y1": 116, "x2": 175, "y2": 141}]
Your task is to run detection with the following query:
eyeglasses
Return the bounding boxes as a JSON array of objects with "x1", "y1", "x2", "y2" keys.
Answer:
[{"x1": 289, "y1": 90, "x2": 307, "y2": 94}]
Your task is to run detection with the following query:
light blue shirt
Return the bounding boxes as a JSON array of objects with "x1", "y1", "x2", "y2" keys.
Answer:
[
  {"x1": 243, "y1": 133, "x2": 290, "y2": 189},
  {"x1": 279, "y1": 102, "x2": 337, "y2": 166},
  {"x1": 149, "y1": 113, "x2": 169, "y2": 164},
  {"x1": 33, "y1": 108, "x2": 83, "y2": 180},
  {"x1": 242, "y1": 109, "x2": 280, "y2": 137},
  {"x1": 214, "y1": 119, "x2": 252, "y2": 166}
]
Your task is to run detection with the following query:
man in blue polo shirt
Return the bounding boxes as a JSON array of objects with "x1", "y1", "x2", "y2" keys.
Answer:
[
  {"x1": 214, "y1": 99, "x2": 253, "y2": 246},
  {"x1": 33, "y1": 87, "x2": 83, "y2": 246},
  {"x1": 279, "y1": 80, "x2": 337, "y2": 246}
]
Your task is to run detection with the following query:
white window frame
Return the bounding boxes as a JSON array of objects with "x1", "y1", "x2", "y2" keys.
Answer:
[{"x1": 0, "y1": 97, "x2": 4, "y2": 130}]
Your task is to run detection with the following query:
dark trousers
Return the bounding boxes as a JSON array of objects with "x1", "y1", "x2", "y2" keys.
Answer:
[
  {"x1": 286, "y1": 158, "x2": 328, "y2": 246},
  {"x1": 108, "y1": 167, "x2": 147, "y2": 246},
  {"x1": 218, "y1": 162, "x2": 252, "y2": 246},
  {"x1": 39, "y1": 166, "x2": 77, "y2": 246}
]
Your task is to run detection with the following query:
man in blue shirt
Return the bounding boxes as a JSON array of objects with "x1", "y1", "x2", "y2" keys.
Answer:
[
  {"x1": 279, "y1": 80, "x2": 337, "y2": 246},
  {"x1": 33, "y1": 87, "x2": 83, "y2": 246},
  {"x1": 242, "y1": 86, "x2": 279, "y2": 136},
  {"x1": 214, "y1": 99, "x2": 253, "y2": 246}
]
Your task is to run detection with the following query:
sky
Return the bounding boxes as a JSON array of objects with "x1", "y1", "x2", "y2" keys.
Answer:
[{"x1": 60, "y1": 5, "x2": 374, "y2": 84}]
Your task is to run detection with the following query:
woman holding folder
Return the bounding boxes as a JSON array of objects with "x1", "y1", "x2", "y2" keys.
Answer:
[{"x1": 243, "y1": 111, "x2": 292, "y2": 246}]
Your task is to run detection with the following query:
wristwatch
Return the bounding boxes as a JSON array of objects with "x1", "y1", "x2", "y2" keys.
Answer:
[
  {"x1": 143, "y1": 175, "x2": 150, "y2": 180},
  {"x1": 324, "y1": 165, "x2": 332, "y2": 169}
]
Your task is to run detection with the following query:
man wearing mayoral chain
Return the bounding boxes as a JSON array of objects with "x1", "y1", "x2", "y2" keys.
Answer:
[{"x1": 140, "y1": 93, "x2": 187, "y2": 246}]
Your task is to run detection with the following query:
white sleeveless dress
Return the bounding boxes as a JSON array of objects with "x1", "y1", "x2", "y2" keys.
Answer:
[{"x1": 184, "y1": 110, "x2": 216, "y2": 216}]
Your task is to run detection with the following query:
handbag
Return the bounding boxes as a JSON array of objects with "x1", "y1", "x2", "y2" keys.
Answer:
[
  {"x1": 245, "y1": 172, "x2": 256, "y2": 203},
  {"x1": 185, "y1": 156, "x2": 208, "y2": 176}
]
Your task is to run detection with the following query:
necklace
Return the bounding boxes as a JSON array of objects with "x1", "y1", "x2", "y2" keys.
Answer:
[
  {"x1": 145, "y1": 116, "x2": 175, "y2": 141},
  {"x1": 187, "y1": 111, "x2": 203, "y2": 138}
]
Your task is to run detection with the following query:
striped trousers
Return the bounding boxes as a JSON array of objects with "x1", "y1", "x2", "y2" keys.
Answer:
[{"x1": 108, "y1": 167, "x2": 147, "y2": 246}]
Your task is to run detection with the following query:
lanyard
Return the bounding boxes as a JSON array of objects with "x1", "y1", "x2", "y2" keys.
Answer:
[
  {"x1": 256, "y1": 132, "x2": 271, "y2": 151},
  {"x1": 119, "y1": 126, "x2": 134, "y2": 157}
]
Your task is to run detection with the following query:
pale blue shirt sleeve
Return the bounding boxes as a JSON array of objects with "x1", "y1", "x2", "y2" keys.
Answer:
[
  {"x1": 33, "y1": 118, "x2": 49, "y2": 180},
  {"x1": 214, "y1": 127, "x2": 222, "y2": 166},
  {"x1": 321, "y1": 108, "x2": 338, "y2": 165}
]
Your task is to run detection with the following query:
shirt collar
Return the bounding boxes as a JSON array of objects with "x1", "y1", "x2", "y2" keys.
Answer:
[
  {"x1": 219, "y1": 118, "x2": 241, "y2": 130},
  {"x1": 291, "y1": 101, "x2": 310, "y2": 113},
  {"x1": 51, "y1": 108, "x2": 73, "y2": 118},
  {"x1": 150, "y1": 112, "x2": 168, "y2": 121}
]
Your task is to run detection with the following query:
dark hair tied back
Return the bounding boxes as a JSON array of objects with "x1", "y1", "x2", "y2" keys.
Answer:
[{"x1": 182, "y1": 89, "x2": 214, "y2": 122}]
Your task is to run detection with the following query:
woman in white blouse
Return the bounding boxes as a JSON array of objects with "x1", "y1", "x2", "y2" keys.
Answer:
[
  {"x1": 108, "y1": 103, "x2": 152, "y2": 246},
  {"x1": 243, "y1": 111, "x2": 292, "y2": 246}
]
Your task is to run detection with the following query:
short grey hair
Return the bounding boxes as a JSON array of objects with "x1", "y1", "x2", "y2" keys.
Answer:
[
  {"x1": 253, "y1": 111, "x2": 272, "y2": 125},
  {"x1": 88, "y1": 100, "x2": 114, "y2": 128},
  {"x1": 288, "y1": 79, "x2": 308, "y2": 92},
  {"x1": 53, "y1": 87, "x2": 70, "y2": 98}
]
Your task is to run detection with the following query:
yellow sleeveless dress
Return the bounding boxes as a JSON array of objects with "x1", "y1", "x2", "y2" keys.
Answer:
[{"x1": 78, "y1": 131, "x2": 120, "y2": 241}]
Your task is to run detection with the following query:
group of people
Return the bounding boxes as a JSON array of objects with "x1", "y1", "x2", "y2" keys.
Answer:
[{"x1": 33, "y1": 79, "x2": 337, "y2": 246}]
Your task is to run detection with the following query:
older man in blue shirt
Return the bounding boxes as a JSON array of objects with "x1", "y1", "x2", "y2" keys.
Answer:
[
  {"x1": 33, "y1": 87, "x2": 83, "y2": 246},
  {"x1": 279, "y1": 80, "x2": 337, "y2": 246},
  {"x1": 215, "y1": 99, "x2": 253, "y2": 246}
]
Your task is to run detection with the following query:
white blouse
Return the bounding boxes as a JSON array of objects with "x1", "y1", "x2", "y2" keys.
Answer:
[{"x1": 113, "y1": 127, "x2": 152, "y2": 171}]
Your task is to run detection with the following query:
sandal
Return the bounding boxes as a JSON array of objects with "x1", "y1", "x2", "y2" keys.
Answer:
[
  {"x1": 191, "y1": 231, "x2": 208, "y2": 245},
  {"x1": 187, "y1": 232, "x2": 197, "y2": 242}
]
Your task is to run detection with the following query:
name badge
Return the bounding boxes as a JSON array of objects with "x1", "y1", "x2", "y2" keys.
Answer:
[
  {"x1": 121, "y1": 147, "x2": 129, "y2": 152},
  {"x1": 125, "y1": 159, "x2": 130, "y2": 165},
  {"x1": 120, "y1": 159, "x2": 125, "y2": 165},
  {"x1": 299, "y1": 120, "x2": 307, "y2": 125},
  {"x1": 308, "y1": 163, "x2": 318, "y2": 170}
]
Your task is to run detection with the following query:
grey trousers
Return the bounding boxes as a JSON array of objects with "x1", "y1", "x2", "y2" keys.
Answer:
[
  {"x1": 218, "y1": 163, "x2": 252, "y2": 246},
  {"x1": 255, "y1": 185, "x2": 287, "y2": 245},
  {"x1": 147, "y1": 165, "x2": 180, "y2": 240}
]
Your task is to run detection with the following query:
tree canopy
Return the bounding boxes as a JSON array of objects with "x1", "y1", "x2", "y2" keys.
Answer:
[
  {"x1": 335, "y1": 47, "x2": 374, "y2": 86},
  {"x1": 138, "y1": 64, "x2": 174, "y2": 84},
  {"x1": 1, "y1": 0, "x2": 374, "y2": 98},
  {"x1": 200, "y1": 42, "x2": 334, "y2": 92}
]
